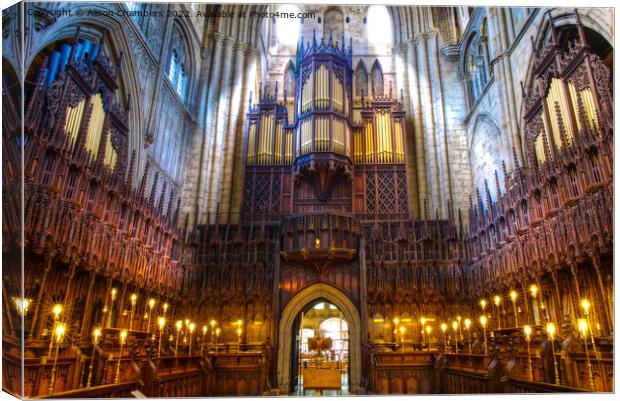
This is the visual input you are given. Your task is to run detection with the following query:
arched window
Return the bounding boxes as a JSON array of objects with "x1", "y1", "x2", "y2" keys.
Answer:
[
  {"x1": 367, "y1": 5, "x2": 392, "y2": 51},
  {"x1": 324, "y1": 8, "x2": 344, "y2": 41},
  {"x1": 464, "y1": 24, "x2": 490, "y2": 106},
  {"x1": 283, "y1": 60, "x2": 295, "y2": 98},
  {"x1": 276, "y1": 5, "x2": 301, "y2": 47},
  {"x1": 370, "y1": 60, "x2": 384, "y2": 97},
  {"x1": 354, "y1": 60, "x2": 368, "y2": 98},
  {"x1": 167, "y1": 26, "x2": 190, "y2": 101}
]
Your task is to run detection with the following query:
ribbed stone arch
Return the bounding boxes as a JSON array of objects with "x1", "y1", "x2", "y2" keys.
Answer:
[{"x1": 276, "y1": 283, "x2": 361, "y2": 393}]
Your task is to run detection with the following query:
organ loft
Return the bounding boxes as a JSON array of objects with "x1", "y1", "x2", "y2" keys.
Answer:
[{"x1": 2, "y1": 3, "x2": 615, "y2": 398}]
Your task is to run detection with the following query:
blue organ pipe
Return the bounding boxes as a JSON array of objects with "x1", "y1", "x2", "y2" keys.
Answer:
[
  {"x1": 59, "y1": 44, "x2": 72, "y2": 71},
  {"x1": 47, "y1": 51, "x2": 61, "y2": 86}
]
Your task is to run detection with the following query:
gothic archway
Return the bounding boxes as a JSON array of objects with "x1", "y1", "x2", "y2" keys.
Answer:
[{"x1": 277, "y1": 283, "x2": 362, "y2": 393}]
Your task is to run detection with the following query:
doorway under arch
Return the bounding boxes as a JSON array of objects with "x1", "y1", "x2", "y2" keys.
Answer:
[{"x1": 276, "y1": 283, "x2": 362, "y2": 394}]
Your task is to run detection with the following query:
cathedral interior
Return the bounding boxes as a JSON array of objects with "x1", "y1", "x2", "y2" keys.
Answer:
[{"x1": 1, "y1": 2, "x2": 615, "y2": 397}]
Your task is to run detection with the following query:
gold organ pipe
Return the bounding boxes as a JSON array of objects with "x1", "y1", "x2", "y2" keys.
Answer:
[
  {"x1": 64, "y1": 98, "x2": 86, "y2": 151},
  {"x1": 103, "y1": 130, "x2": 117, "y2": 170},
  {"x1": 85, "y1": 94, "x2": 106, "y2": 161},
  {"x1": 275, "y1": 122, "x2": 282, "y2": 165},
  {"x1": 535, "y1": 131, "x2": 546, "y2": 164},
  {"x1": 285, "y1": 129, "x2": 292, "y2": 164},
  {"x1": 365, "y1": 121, "x2": 374, "y2": 163},
  {"x1": 394, "y1": 121, "x2": 404, "y2": 162},
  {"x1": 247, "y1": 123, "x2": 256, "y2": 164}
]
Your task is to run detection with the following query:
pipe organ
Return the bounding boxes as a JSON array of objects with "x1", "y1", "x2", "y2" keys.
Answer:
[{"x1": 243, "y1": 33, "x2": 410, "y2": 218}]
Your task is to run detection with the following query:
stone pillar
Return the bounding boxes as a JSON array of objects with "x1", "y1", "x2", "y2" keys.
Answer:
[
  {"x1": 406, "y1": 39, "x2": 428, "y2": 215},
  {"x1": 395, "y1": 43, "x2": 419, "y2": 218},
  {"x1": 416, "y1": 34, "x2": 441, "y2": 215},
  {"x1": 427, "y1": 30, "x2": 451, "y2": 218},
  {"x1": 230, "y1": 48, "x2": 259, "y2": 222},
  {"x1": 182, "y1": 46, "x2": 212, "y2": 230},
  {"x1": 218, "y1": 41, "x2": 247, "y2": 223},
  {"x1": 207, "y1": 36, "x2": 235, "y2": 222},
  {"x1": 197, "y1": 32, "x2": 225, "y2": 224}
]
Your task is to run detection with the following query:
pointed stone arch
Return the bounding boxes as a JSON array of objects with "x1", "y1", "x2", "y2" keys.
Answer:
[
  {"x1": 370, "y1": 59, "x2": 384, "y2": 97},
  {"x1": 354, "y1": 60, "x2": 369, "y2": 98},
  {"x1": 276, "y1": 283, "x2": 362, "y2": 393}
]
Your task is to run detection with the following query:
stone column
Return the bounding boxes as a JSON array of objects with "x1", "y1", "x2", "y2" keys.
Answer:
[
  {"x1": 206, "y1": 36, "x2": 235, "y2": 222},
  {"x1": 230, "y1": 48, "x2": 259, "y2": 222},
  {"x1": 407, "y1": 39, "x2": 428, "y2": 215},
  {"x1": 218, "y1": 41, "x2": 247, "y2": 223},
  {"x1": 416, "y1": 34, "x2": 441, "y2": 215},
  {"x1": 427, "y1": 30, "x2": 451, "y2": 218},
  {"x1": 197, "y1": 32, "x2": 225, "y2": 224},
  {"x1": 395, "y1": 43, "x2": 419, "y2": 218},
  {"x1": 182, "y1": 46, "x2": 212, "y2": 230}
]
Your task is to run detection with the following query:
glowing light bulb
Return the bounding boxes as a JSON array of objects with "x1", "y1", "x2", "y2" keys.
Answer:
[
  {"x1": 546, "y1": 322, "x2": 556, "y2": 340},
  {"x1": 441, "y1": 323, "x2": 447, "y2": 333},
  {"x1": 578, "y1": 319, "x2": 588, "y2": 338},
  {"x1": 480, "y1": 299, "x2": 487, "y2": 309},
  {"x1": 580, "y1": 299, "x2": 590, "y2": 314},
  {"x1": 130, "y1": 294, "x2": 137, "y2": 305},
  {"x1": 479, "y1": 315, "x2": 487, "y2": 327},
  {"x1": 176, "y1": 321, "x2": 183, "y2": 331},
  {"x1": 529, "y1": 285, "x2": 538, "y2": 297},
  {"x1": 510, "y1": 291, "x2": 517, "y2": 301},
  {"x1": 55, "y1": 324, "x2": 66, "y2": 339},
  {"x1": 52, "y1": 304, "x2": 63, "y2": 319},
  {"x1": 148, "y1": 299, "x2": 156, "y2": 309},
  {"x1": 158, "y1": 317, "x2": 166, "y2": 330},
  {"x1": 494, "y1": 295, "x2": 501, "y2": 306},
  {"x1": 524, "y1": 325, "x2": 532, "y2": 340},
  {"x1": 464, "y1": 319, "x2": 471, "y2": 329},
  {"x1": 202, "y1": 325, "x2": 207, "y2": 335},
  {"x1": 120, "y1": 330, "x2": 128, "y2": 344}
]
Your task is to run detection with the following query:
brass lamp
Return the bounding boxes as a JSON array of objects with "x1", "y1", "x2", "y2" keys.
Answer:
[
  {"x1": 546, "y1": 322, "x2": 560, "y2": 385},
  {"x1": 86, "y1": 327, "x2": 102, "y2": 387}
]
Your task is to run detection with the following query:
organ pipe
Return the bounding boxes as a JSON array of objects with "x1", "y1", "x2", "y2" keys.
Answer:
[
  {"x1": 394, "y1": 121, "x2": 404, "y2": 162},
  {"x1": 64, "y1": 98, "x2": 86, "y2": 151},
  {"x1": 84, "y1": 93, "x2": 106, "y2": 161},
  {"x1": 103, "y1": 129, "x2": 117, "y2": 170},
  {"x1": 247, "y1": 122, "x2": 256, "y2": 164}
]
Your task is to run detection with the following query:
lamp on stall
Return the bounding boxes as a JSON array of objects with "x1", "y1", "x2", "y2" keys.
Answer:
[
  {"x1": 175, "y1": 320, "x2": 183, "y2": 357},
  {"x1": 107, "y1": 288, "x2": 117, "y2": 328},
  {"x1": 13, "y1": 297, "x2": 31, "y2": 316},
  {"x1": 480, "y1": 299, "x2": 487, "y2": 314},
  {"x1": 48, "y1": 323, "x2": 66, "y2": 395},
  {"x1": 452, "y1": 321, "x2": 459, "y2": 353},
  {"x1": 399, "y1": 326, "x2": 406, "y2": 352},
  {"x1": 441, "y1": 323, "x2": 447, "y2": 352},
  {"x1": 210, "y1": 320, "x2": 216, "y2": 344},
  {"x1": 201, "y1": 325, "x2": 208, "y2": 356},
  {"x1": 456, "y1": 316, "x2": 463, "y2": 341},
  {"x1": 523, "y1": 325, "x2": 533, "y2": 381},
  {"x1": 425, "y1": 326, "x2": 432, "y2": 352},
  {"x1": 529, "y1": 285, "x2": 540, "y2": 324},
  {"x1": 510, "y1": 291, "x2": 519, "y2": 327},
  {"x1": 147, "y1": 299, "x2": 156, "y2": 332},
  {"x1": 420, "y1": 317, "x2": 426, "y2": 347},
  {"x1": 157, "y1": 317, "x2": 166, "y2": 358},
  {"x1": 464, "y1": 318, "x2": 472, "y2": 354},
  {"x1": 115, "y1": 330, "x2": 128, "y2": 384},
  {"x1": 580, "y1": 299, "x2": 600, "y2": 359},
  {"x1": 189, "y1": 322, "x2": 196, "y2": 355},
  {"x1": 48, "y1": 304, "x2": 63, "y2": 359},
  {"x1": 578, "y1": 319, "x2": 596, "y2": 391},
  {"x1": 546, "y1": 322, "x2": 560, "y2": 385},
  {"x1": 493, "y1": 295, "x2": 502, "y2": 329},
  {"x1": 129, "y1": 294, "x2": 137, "y2": 330},
  {"x1": 215, "y1": 328, "x2": 221, "y2": 354},
  {"x1": 480, "y1": 315, "x2": 488, "y2": 355},
  {"x1": 86, "y1": 327, "x2": 102, "y2": 387}
]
